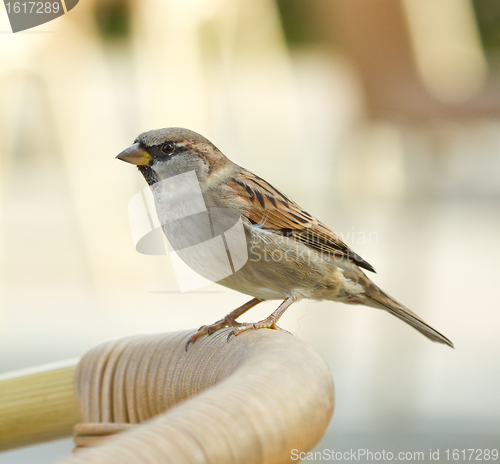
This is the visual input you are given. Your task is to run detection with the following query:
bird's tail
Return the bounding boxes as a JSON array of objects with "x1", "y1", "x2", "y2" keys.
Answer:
[{"x1": 360, "y1": 279, "x2": 454, "y2": 348}]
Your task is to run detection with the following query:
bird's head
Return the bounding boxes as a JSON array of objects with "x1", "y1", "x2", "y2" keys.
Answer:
[{"x1": 116, "y1": 127, "x2": 227, "y2": 185}]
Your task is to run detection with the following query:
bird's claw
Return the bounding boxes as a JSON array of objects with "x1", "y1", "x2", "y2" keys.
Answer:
[
  {"x1": 187, "y1": 318, "x2": 242, "y2": 350},
  {"x1": 226, "y1": 321, "x2": 286, "y2": 343}
]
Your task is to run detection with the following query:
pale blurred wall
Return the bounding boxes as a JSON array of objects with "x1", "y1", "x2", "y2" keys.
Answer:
[{"x1": 1, "y1": 0, "x2": 500, "y2": 462}]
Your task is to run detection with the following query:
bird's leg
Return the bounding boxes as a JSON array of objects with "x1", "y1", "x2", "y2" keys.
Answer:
[
  {"x1": 227, "y1": 296, "x2": 296, "y2": 341},
  {"x1": 185, "y1": 298, "x2": 263, "y2": 350}
]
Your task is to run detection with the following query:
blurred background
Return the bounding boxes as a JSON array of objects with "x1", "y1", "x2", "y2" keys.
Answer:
[{"x1": 1, "y1": 0, "x2": 499, "y2": 462}]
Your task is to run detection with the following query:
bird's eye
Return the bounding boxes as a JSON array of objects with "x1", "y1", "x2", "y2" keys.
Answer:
[{"x1": 161, "y1": 142, "x2": 175, "y2": 155}]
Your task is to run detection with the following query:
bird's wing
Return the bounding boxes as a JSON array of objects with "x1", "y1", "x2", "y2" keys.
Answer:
[{"x1": 229, "y1": 169, "x2": 375, "y2": 272}]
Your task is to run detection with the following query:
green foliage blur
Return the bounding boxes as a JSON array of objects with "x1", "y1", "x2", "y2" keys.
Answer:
[{"x1": 473, "y1": 0, "x2": 500, "y2": 51}]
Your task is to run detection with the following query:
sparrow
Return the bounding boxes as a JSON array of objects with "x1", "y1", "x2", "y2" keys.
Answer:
[{"x1": 117, "y1": 127, "x2": 454, "y2": 350}]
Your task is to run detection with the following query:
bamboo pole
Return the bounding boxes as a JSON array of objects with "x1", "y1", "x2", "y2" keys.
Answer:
[
  {"x1": 0, "y1": 359, "x2": 81, "y2": 451},
  {"x1": 0, "y1": 329, "x2": 334, "y2": 463}
]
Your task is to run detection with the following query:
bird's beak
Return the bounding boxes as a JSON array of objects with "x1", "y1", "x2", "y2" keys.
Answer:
[{"x1": 116, "y1": 143, "x2": 151, "y2": 166}]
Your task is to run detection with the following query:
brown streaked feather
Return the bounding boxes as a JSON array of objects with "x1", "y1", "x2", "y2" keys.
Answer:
[{"x1": 230, "y1": 169, "x2": 376, "y2": 273}]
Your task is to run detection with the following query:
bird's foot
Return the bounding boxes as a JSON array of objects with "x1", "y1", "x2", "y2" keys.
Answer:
[
  {"x1": 227, "y1": 296, "x2": 296, "y2": 342},
  {"x1": 226, "y1": 320, "x2": 293, "y2": 342},
  {"x1": 185, "y1": 298, "x2": 263, "y2": 350},
  {"x1": 185, "y1": 316, "x2": 241, "y2": 350}
]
